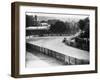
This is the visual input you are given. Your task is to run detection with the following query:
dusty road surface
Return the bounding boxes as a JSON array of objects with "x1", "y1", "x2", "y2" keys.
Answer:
[{"x1": 26, "y1": 51, "x2": 65, "y2": 68}]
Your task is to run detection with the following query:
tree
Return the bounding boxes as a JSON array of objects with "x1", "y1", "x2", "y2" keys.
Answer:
[
  {"x1": 78, "y1": 17, "x2": 89, "y2": 31},
  {"x1": 78, "y1": 17, "x2": 90, "y2": 38},
  {"x1": 78, "y1": 19, "x2": 85, "y2": 30},
  {"x1": 83, "y1": 17, "x2": 90, "y2": 38},
  {"x1": 50, "y1": 21, "x2": 67, "y2": 33}
]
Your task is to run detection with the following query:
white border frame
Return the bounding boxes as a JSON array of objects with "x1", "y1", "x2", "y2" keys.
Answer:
[{"x1": 19, "y1": 5, "x2": 96, "y2": 74}]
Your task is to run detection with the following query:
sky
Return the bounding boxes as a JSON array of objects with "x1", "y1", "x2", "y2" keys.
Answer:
[{"x1": 26, "y1": 12, "x2": 89, "y2": 22}]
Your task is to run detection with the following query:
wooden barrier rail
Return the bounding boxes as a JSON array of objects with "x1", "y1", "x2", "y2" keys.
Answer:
[{"x1": 26, "y1": 43, "x2": 89, "y2": 65}]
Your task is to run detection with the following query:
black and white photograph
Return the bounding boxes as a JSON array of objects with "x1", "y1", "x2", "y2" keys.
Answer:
[
  {"x1": 26, "y1": 12, "x2": 90, "y2": 68},
  {"x1": 11, "y1": 2, "x2": 97, "y2": 77}
]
